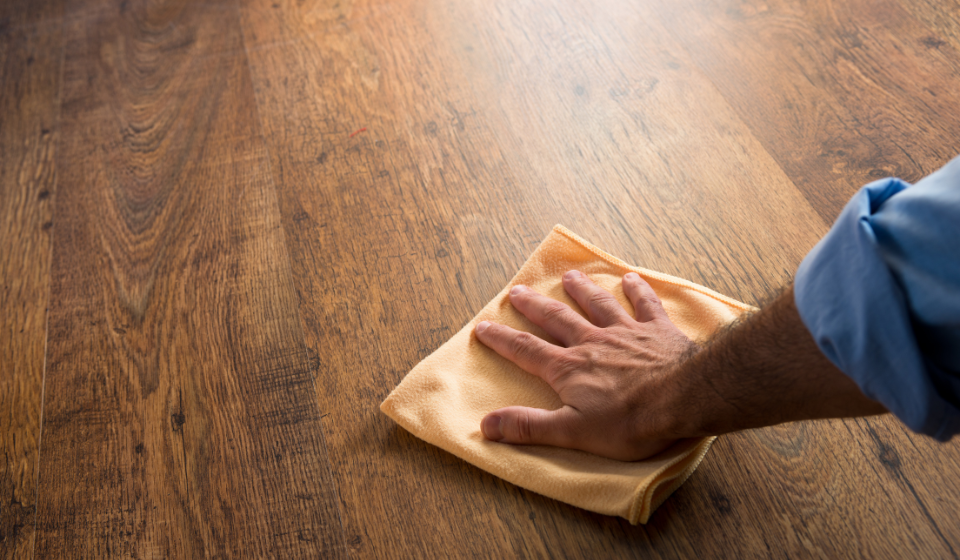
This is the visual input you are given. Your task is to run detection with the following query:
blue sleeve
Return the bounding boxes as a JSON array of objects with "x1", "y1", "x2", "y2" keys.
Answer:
[{"x1": 794, "y1": 155, "x2": 960, "y2": 441}]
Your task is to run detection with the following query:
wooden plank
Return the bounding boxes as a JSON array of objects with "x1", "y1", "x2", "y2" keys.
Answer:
[
  {"x1": 235, "y1": 0, "x2": 960, "y2": 557},
  {"x1": 32, "y1": 0, "x2": 346, "y2": 556},
  {"x1": 0, "y1": 0, "x2": 64, "y2": 557},
  {"x1": 653, "y1": 0, "x2": 960, "y2": 222}
]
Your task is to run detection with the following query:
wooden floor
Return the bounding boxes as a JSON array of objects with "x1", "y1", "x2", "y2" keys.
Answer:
[{"x1": 2, "y1": 0, "x2": 959, "y2": 556}]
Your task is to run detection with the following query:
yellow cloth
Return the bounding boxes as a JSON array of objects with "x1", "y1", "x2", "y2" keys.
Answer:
[{"x1": 381, "y1": 225, "x2": 754, "y2": 523}]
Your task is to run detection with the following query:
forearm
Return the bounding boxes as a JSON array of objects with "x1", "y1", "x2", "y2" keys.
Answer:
[{"x1": 673, "y1": 284, "x2": 887, "y2": 437}]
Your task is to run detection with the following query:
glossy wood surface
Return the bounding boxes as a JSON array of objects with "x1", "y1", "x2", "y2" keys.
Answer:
[{"x1": 1, "y1": 0, "x2": 959, "y2": 557}]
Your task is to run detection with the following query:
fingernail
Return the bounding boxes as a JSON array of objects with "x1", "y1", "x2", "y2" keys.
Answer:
[
  {"x1": 564, "y1": 270, "x2": 579, "y2": 280},
  {"x1": 476, "y1": 321, "x2": 490, "y2": 334},
  {"x1": 510, "y1": 285, "x2": 526, "y2": 296},
  {"x1": 625, "y1": 272, "x2": 639, "y2": 281},
  {"x1": 482, "y1": 414, "x2": 504, "y2": 441}
]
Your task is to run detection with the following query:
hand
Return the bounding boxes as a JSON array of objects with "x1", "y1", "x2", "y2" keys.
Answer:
[{"x1": 474, "y1": 270, "x2": 698, "y2": 461}]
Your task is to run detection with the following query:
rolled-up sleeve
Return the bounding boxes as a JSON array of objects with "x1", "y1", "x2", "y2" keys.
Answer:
[{"x1": 795, "y1": 156, "x2": 960, "y2": 441}]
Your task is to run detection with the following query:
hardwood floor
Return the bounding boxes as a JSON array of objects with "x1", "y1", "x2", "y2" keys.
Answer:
[{"x1": 1, "y1": 0, "x2": 958, "y2": 557}]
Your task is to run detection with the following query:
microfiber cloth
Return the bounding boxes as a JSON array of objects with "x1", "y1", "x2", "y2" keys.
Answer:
[{"x1": 381, "y1": 225, "x2": 754, "y2": 524}]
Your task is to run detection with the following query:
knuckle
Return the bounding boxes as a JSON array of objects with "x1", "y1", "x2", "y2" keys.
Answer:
[
  {"x1": 561, "y1": 347, "x2": 598, "y2": 373},
  {"x1": 552, "y1": 352, "x2": 582, "y2": 375},
  {"x1": 640, "y1": 293, "x2": 663, "y2": 307},
  {"x1": 635, "y1": 294, "x2": 666, "y2": 317},
  {"x1": 510, "y1": 331, "x2": 538, "y2": 357},
  {"x1": 578, "y1": 348, "x2": 598, "y2": 370},
  {"x1": 541, "y1": 301, "x2": 569, "y2": 322},
  {"x1": 578, "y1": 328, "x2": 608, "y2": 346},
  {"x1": 587, "y1": 289, "x2": 613, "y2": 308},
  {"x1": 633, "y1": 284, "x2": 661, "y2": 303},
  {"x1": 516, "y1": 410, "x2": 534, "y2": 442}
]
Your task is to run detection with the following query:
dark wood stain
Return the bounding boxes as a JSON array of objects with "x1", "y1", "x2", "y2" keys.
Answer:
[{"x1": 0, "y1": 0, "x2": 958, "y2": 557}]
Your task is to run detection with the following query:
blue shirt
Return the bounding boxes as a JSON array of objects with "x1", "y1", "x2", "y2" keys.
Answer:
[{"x1": 795, "y1": 156, "x2": 960, "y2": 441}]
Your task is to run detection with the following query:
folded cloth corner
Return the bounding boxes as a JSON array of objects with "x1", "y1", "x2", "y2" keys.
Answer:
[{"x1": 381, "y1": 225, "x2": 753, "y2": 524}]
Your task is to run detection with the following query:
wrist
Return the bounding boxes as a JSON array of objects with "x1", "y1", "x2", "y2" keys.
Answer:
[
  {"x1": 667, "y1": 339, "x2": 751, "y2": 438},
  {"x1": 653, "y1": 343, "x2": 715, "y2": 439}
]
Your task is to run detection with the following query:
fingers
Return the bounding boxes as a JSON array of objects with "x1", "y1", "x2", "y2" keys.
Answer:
[
  {"x1": 481, "y1": 406, "x2": 579, "y2": 447},
  {"x1": 475, "y1": 320, "x2": 563, "y2": 380},
  {"x1": 507, "y1": 285, "x2": 592, "y2": 346},
  {"x1": 622, "y1": 272, "x2": 667, "y2": 322},
  {"x1": 562, "y1": 270, "x2": 631, "y2": 327}
]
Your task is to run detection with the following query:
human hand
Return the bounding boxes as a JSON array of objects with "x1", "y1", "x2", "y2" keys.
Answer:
[{"x1": 474, "y1": 270, "x2": 698, "y2": 461}]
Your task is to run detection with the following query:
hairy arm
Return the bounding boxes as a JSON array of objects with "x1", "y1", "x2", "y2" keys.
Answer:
[
  {"x1": 475, "y1": 271, "x2": 885, "y2": 461},
  {"x1": 672, "y1": 284, "x2": 886, "y2": 438}
]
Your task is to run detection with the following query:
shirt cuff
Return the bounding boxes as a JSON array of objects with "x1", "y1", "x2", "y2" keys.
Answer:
[{"x1": 794, "y1": 178, "x2": 957, "y2": 441}]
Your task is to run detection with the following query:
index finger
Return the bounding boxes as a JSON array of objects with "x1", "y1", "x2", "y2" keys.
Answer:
[{"x1": 474, "y1": 320, "x2": 562, "y2": 382}]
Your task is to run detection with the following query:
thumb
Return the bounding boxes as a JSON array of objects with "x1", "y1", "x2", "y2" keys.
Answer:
[{"x1": 481, "y1": 406, "x2": 578, "y2": 447}]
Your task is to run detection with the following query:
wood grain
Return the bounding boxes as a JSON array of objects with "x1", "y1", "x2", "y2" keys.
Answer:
[
  {"x1": 1, "y1": 0, "x2": 957, "y2": 556},
  {"x1": 236, "y1": 0, "x2": 958, "y2": 557},
  {"x1": 898, "y1": 0, "x2": 960, "y2": 51},
  {"x1": 0, "y1": 0, "x2": 64, "y2": 556},
  {"x1": 653, "y1": 0, "x2": 960, "y2": 222},
  {"x1": 644, "y1": 1, "x2": 960, "y2": 556},
  {"x1": 32, "y1": 0, "x2": 345, "y2": 556}
]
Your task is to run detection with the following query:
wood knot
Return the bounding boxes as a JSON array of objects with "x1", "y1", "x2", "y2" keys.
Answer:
[
  {"x1": 710, "y1": 491, "x2": 732, "y2": 514},
  {"x1": 878, "y1": 444, "x2": 901, "y2": 470},
  {"x1": 922, "y1": 36, "x2": 946, "y2": 49},
  {"x1": 171, "y1": 411, "x2": 186, "y2": 432}
]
